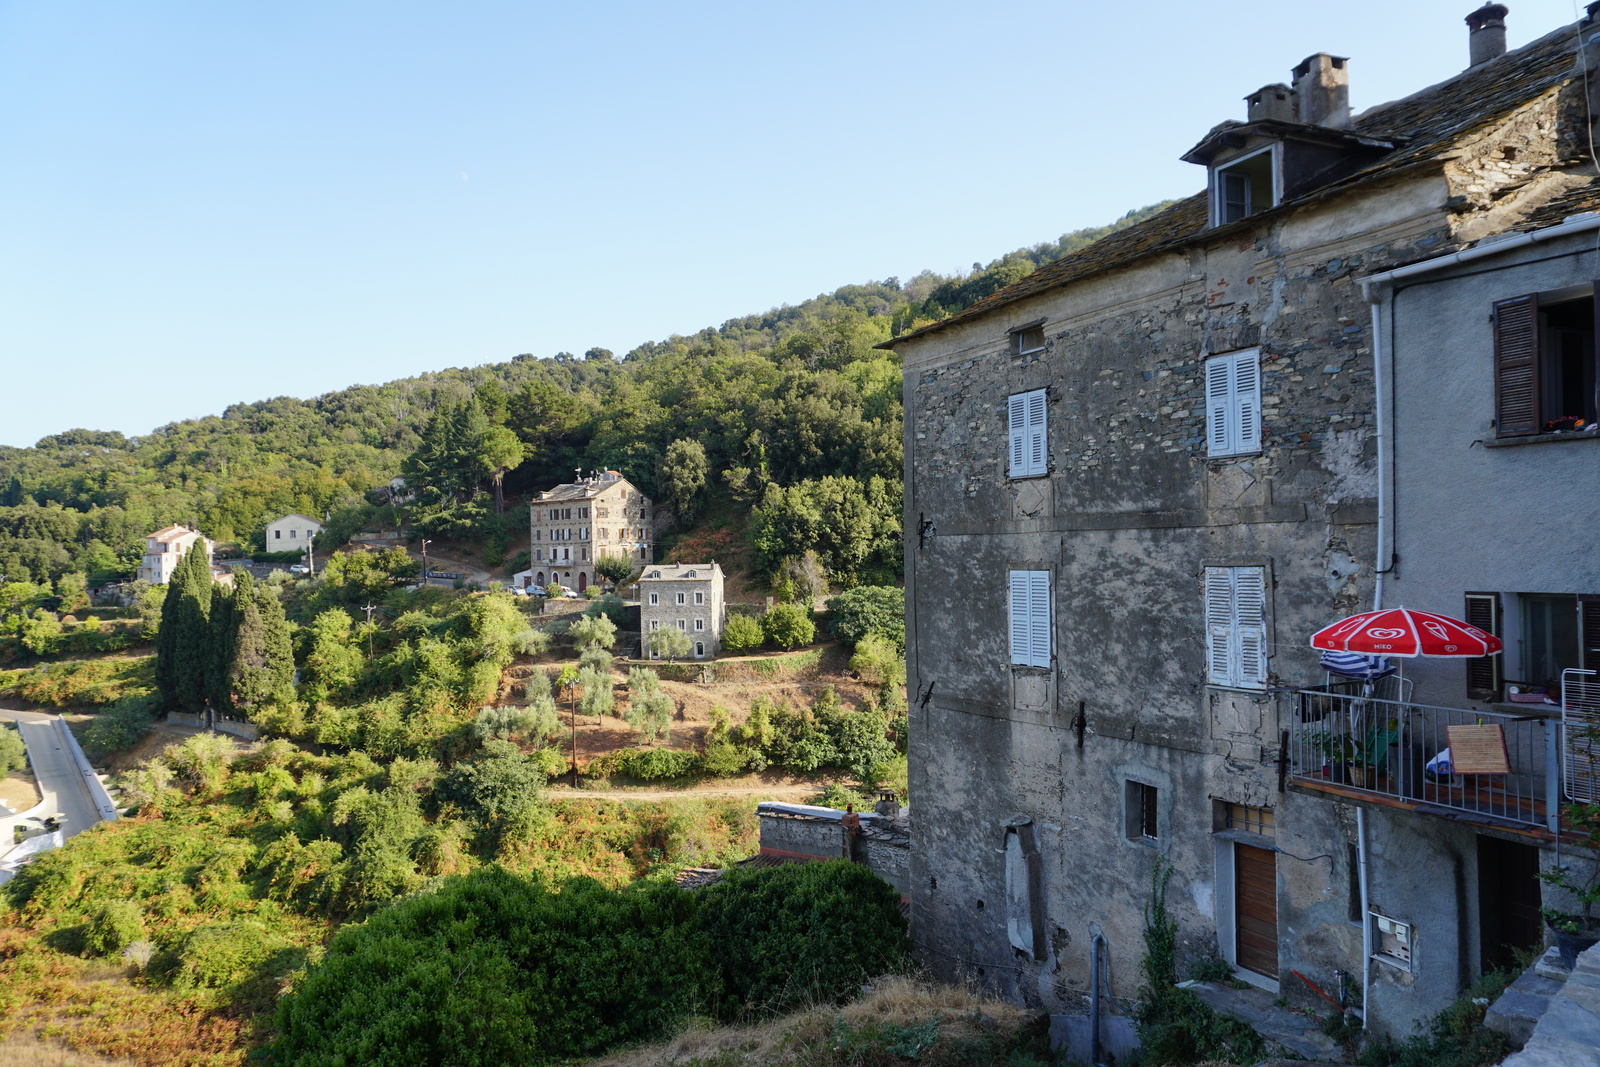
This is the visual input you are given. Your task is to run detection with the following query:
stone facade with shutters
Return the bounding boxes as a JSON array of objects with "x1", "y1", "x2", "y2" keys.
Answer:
[
  {"x1": 527, "y1": 470, "x2": 653, "y2": 593},
  {"x1": 888, "y1": 14, "x2": 1600, "y2": 1044},
  {"x1": 639, "y1": 563, "x2": 725, "y2": 659}
]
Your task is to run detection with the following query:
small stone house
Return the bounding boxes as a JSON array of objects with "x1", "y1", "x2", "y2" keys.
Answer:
[
  {"x1": 138, "y1": 526, "x2": 213, "y2": 584},
  {"x1": 264, "y1": 513, "x2": 321, "y2": 551},
  {"x1": 639, "y1": 562, "x2": 725, "y2": 660},
  {"x1": 528, "y1": 469, "x2": 652, "y2": 592},
  {"x1": 884, "y1": 4, "x2": 1600, "y2": 1040}
]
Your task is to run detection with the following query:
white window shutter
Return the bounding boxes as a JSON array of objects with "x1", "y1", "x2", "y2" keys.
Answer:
[
  {"x1": 1026, "y1": 391, "x2": 1047, "y2": 476},
  {"x1": 1008, "y1": 394, "x2": 1027, "y2": 477},
  {"x1": 1009, "y1": 571, "x2": 1031, "y2": 665},
  {"x1": 1028, "y1": 571, "x2": 1051, "y2": 667},
  {"x1": 1234, "y1": 568, "x2": 1267, "y2": 684},
  {"x1": 1206, "y1": 358, "x2": 1233, "y2": 455},
  {"x1": 1234, "y1": 352, "x2": 1261, "y2": 453},
  {"x1": 1204, "y1": 568, "x2": 1235, "y2": 684}
]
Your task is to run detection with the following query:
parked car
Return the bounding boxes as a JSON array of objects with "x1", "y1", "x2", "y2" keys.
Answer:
[
  {"x1": 289, "y1": 564, "x2": 310, "y2": 575},
  {"x1": 508, "y1": 586, "x2": 527, "y2": 596},
  {"x1": 559, "y1": 586, "x2": 581, "y2": 598}
]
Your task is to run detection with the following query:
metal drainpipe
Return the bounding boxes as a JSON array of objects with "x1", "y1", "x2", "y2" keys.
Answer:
[
  {"x1": 1361, "y1": 278, "x2": 1388, "y2": 612},
  {"x1": 1356, "y1": 806, "x2": 1372, "y2": 1028},
  {"x1": 1090, "y1": 933, "x2": 1107, "y2": 1064}
]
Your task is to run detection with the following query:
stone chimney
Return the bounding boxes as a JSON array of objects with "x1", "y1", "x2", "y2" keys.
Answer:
[
  {"x1": 1466, "y1": 4, "x2": 1509, "y2": 68},
  {"x1": 1292, "y1": 53, "x2": 1351, "y2": 128},
  {"x1": 1246, "y1": 83, "x2": 1295, "y2": 123}
]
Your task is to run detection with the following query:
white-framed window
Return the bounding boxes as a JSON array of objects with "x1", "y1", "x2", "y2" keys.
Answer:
[
  {"x1": 1205, "y1": 566, "x2": 1268, "y2": 689},
  {"x1": 676, "y1": 619, "x2": 686, "y2": 631},
  {"x1": 290, "y1": 529, "x2": 297, "y2": 538},
  {"x1": 694, "y1": 618, "x2": 705, "y2": 631},
  {"x1": 649, "y1": 592, "x2": 659, "y2": 605},
  {"x1": 694, "y1": 591, "x2": 704, "y2": 605},
  {"x1": 649, "y1": 619, "x2": 659, "y2": 631},
  {"x1": 1205, "y1": 349, "x2": 1262, "y2": 457},
  {"x1": 694, "y1": 641, "x2": 705, "y2": 657},
  {"x1": 1007, "y1": 389, "x2": 1048, "y2": 478},
  {"x1": 1008, "y1": 570, "x2": 1051, "y2": 668},
  {"x1": 676, "y1": 592, "x2": 686, "y2": 605},
  {"x1": 1011, "y1": 322, "x2": 1046, "y2": 357},
  {"x1": 1210, "y1": 145, "x2": 1279, "y2": 226}
]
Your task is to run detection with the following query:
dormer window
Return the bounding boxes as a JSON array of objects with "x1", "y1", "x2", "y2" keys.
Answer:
[
  {"x1": 1010, "y1": 320, "x2": 1046, "y2": 357},
  {"x1": 1212, "y1": 146, "x2": 1278, "y2": 225}
]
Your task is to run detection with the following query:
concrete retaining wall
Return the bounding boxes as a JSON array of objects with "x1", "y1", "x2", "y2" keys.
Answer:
[
  {"x1": 55, "y1": 718, "x2": 118, "y2": 822},
  {"x1": 165, "y1": 712, "x2": 259, "y2": 741}
]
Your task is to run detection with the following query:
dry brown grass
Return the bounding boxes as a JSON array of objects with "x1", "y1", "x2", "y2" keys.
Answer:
[
  {"x1": 590, "y1": 976, "x2": 1043, "y2": 1067},
  {"x1": 1, "y1": 767, "x2": 42, "y2": 811},
  {"x1": 0, "y1": 1032, "x2": 137, "y2": 1067}
]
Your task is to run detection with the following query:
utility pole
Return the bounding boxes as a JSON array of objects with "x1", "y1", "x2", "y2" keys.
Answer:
[
  {"x1": 304, "y1": 542, "x2": 315, "y2": 577},
  {"x1": 361, "y1": 604, "x2": 378, "y2": 659},
  {"x1": 421, "y1": 539, "x2": 432, "y2": 587}
]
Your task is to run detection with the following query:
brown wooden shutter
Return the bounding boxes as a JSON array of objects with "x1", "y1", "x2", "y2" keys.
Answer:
[
  {"x1": 1582, "y1": 595, "x2": 1600, "y2": 671},
  {"x1": 1465, "y1": 592, "x2": 1502, "y2": 700},
  {"x1": 1493, "y1": 294, "x2": 1541, "y2": 436}
]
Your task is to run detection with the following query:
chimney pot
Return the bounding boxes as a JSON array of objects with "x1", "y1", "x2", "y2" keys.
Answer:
[
  {"x1": 1292, "y1": 54, "x2": 1351, "y2": 128},
  {"x1": 1245, "y1": 83, "x2": 1295, "y2": 123},
  {"x1": 1466, "y1": 4, "x2": 1509, "y2": 68}
]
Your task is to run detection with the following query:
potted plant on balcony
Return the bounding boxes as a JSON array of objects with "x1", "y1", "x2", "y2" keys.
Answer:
[
  {"x1": 1312, "y1": 717, "x2": 1400, "y2": 789},
  {"x1": 1539, "y1": 799, "x2": 1600, "y2": 968}
]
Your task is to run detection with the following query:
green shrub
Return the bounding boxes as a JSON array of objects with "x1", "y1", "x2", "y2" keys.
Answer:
[
  {"x1": 721, "y1": 613, "x2": 765, "y2": 653},
  {"x1": 761, "y1": 604, "x2": 815, "y2": 650},
  {"x1": 616, "y1": 747, "x2": 702, "y2": 781},
  {"x1": 173, "y1": 921, "x2": 287, "y2": 990},
  {"x1": 700, "y1": 741, "x2": 748, "y2": 778},
  {"x1": 85, "y1": 901, "x2": 145, "y2": 957},
  {"x1": 825, "y1": 586, "x2": 905, "y2": 651},
  {"x1": 532, "y1": 747, "x2": 568, "y2": 778},
  {"x1": 0, "y1": 721, "x2": 26, "y2": 774},
  {"x1": 79, "y1": 692, "x2": 160, "y2": 762},
  {"x1": 273, "y1": 862, "x2": 910, "y2": 1065},
  {"x1": 694, "y1": 860, "x2": 910, "y2": 1019}
]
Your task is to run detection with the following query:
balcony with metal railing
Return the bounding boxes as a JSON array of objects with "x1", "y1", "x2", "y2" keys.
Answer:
[{"x1": 1286, "y1": 682, "x2": 1564, "y2": 835}]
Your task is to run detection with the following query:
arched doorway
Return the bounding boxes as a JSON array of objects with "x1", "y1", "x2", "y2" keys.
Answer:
[
  {"x1": 577, "y1": 572, "x2": 587, "y2": 592},
  {"x1": 536, "y1": 572, "x2": 545, "y2": 588}
]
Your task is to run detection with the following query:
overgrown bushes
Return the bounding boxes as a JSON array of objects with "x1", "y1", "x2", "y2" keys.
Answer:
[
  {"x1": 9, "y1": 654, "x2": 155, "y2": 707},
  {"x1": 79, "y1": 692, "x2": 160, "y2": 761},
  {"x1": 272, "y1": 860, "x2": 909, "y2": 1065}
]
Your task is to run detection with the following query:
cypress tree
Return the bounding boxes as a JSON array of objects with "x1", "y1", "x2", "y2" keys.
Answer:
[
  {"x1": 226, "y1": 573, "x2": 294, "y2": 713},
  {"x1": 167, "y1": 545, "x2": 214, "y2": 711},
  {"x1": 205, "y1": 579, "x2": 239, "y2": 714}
]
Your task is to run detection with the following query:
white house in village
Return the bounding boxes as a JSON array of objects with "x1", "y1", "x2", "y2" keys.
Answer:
[
  {"x1": 265, "y1": 513, "x2": 322, "y2": 551},
  {"x1": 138, "y1": 526, "x2": 214, "y2": 584}
]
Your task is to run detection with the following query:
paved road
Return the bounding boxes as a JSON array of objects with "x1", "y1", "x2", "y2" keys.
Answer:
[{"x1": 0, "y1": 710, "x2": 101, "y2": 840}]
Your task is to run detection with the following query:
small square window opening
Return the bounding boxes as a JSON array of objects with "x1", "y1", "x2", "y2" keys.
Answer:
[{"x1": 1125, "y1": 781, "x2": 1159, "y2": 842}]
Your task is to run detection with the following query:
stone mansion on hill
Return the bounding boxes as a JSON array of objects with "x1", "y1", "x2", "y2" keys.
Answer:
[{"x1": 526, "y1": 470, "x2": 653, "y2": 592}]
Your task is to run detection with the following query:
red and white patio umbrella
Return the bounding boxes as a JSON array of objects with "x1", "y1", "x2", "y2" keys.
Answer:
[{"x1": 1309, "y1": 607, "x2": 1503, "y2": 659}]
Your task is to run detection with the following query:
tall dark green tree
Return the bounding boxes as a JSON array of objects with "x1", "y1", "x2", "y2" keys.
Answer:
[
  {"x1": 212, "y1": 573, "x2": 295, "y2": 715},
  {"x1": 154, "y1": 545, "x2": 213, "y2": 710},
  {"x1": 204, "y1": 581, "x2": 238, "y2": 713}
]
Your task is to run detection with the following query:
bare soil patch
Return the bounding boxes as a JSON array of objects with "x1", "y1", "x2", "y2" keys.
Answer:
[
  {"x1": 1, "y1": 767, "x2": 43, "y2": 811},
  {"x1": 501, "y1": 644, "x2": 868, "y2": 762}
]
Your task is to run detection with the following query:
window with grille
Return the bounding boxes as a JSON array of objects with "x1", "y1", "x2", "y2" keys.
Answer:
[
  {"x1": 1225, "y1": 803, "x2": 1275, "y2": 837},
  {"x1": 1007, "y1": 389, "x2": 1048, "y2": 478},
  {"x1": 1205, "y1": 566, "x2": 1268, "y2": 688},
  {"x1": 1206, "y1": 349, "x2": 1262, "y2": 457},
  {"x1": 1126, "y1": 781, "x2": 1159, "y2": 841},
  {"x1": 1008, "y1": 570, "x2": 1051, "y2": 668}
]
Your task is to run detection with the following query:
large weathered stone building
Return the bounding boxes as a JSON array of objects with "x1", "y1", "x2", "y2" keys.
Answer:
[
  {"x1": 528, "y1": 470, "x2": 653, "y2": 593},
  {"x1": 887, "y1": 6, "x2": 1600, "y2": 1041}
]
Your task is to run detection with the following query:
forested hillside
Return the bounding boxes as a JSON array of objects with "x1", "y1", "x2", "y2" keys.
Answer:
[{"x1": 0, "y1": 202, "x2": 1171, "y2": 586}]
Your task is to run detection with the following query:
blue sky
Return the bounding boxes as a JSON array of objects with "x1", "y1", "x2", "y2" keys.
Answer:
[{"x1": 0, "y1": 1, "x2": 1582, "y2": 447}]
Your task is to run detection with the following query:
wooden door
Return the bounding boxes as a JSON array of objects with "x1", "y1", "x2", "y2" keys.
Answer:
[{"x1": 1236, "y1": 843, "x2": 1279, "y2": 979}]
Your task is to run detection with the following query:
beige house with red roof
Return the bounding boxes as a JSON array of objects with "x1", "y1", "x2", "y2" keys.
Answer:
[{"x1": 138, "y1": 525, "x2": 214, "y2": 584}]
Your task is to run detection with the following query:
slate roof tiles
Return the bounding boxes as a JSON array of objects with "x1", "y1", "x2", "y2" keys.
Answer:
[{"x1": 886, "y1": 20, "x2": 1594, "y2": 346}]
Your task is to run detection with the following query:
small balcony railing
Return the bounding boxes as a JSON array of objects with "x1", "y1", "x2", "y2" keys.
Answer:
[{"x1": 1288, "y1": 686, "x2": 1560, "y2": 832}]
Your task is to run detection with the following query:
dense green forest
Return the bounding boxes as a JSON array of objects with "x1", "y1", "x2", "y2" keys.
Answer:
[{"x1": 0, "y1": 202, "x2": 1170, "y2": 589}]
